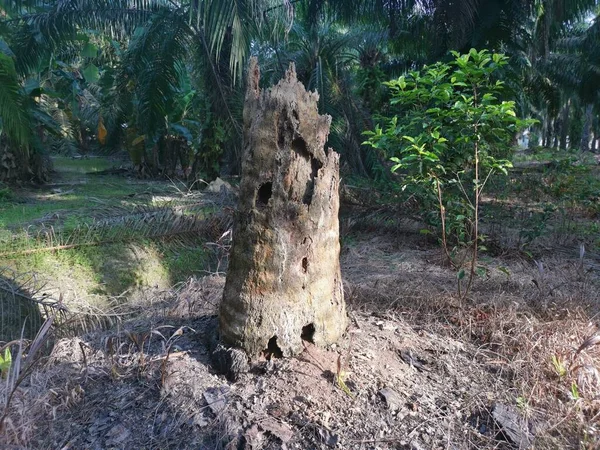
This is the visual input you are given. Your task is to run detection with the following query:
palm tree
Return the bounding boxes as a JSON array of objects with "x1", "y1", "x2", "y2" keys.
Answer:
[
  {"x1": 487, "y1": 0, "x2": 599, "y2": 150},
  {"x1": 3, "y1": 0, "x2": 598, "y2": 182},
  {"x1": 0, "y1": 52, "x2": 30, "y2": 147},
  {"x1": 548, "y1": 13, "x2": 600, "y2": 151},
  {"x1": 1, "y1": 0, "x2": 293, "y2": 178}
]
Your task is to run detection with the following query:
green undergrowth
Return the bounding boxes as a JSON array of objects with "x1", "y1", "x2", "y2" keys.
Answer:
[
  {"x1": 51, "y1": 156, "x2": 115, "y2": 174},
  {"x1": 1, "y1": 165, "x2": 175, "y2": 230},
  {"x1": 509, "y1": 148, "x2": 600, "y2": 213},
  {"x1": 490, "y1": 157, "x2": 600, "y2": 215},
  {"x1": 1, "y1": 157, "x2": 216, "y2": 338},
  {"x1": 482, "y1": 149, "x2": 600, "y2": 251},
  {"x1": 343, "y1": 147, "x2": 600, "y2": 254},
  {"x1": 513, "y1": 146, "x2": 600, "y2": 165},
  {"x1": 6, "y1": 241, "x2": 208, "y2": 300}
]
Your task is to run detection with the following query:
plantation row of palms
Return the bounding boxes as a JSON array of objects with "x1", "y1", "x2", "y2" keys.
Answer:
[{"x1": 0, "y1": 0, "x2": 598, "y2": 184}]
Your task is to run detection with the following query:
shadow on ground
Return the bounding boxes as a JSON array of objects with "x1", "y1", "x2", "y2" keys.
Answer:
[{"x1": 0, "y1": 272, "x2": 44, "y2": 342}]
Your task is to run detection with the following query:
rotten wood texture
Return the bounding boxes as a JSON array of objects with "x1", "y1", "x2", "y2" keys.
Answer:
[{"x1": 220, "y1": 58, "x2": 347, "y2": 359}]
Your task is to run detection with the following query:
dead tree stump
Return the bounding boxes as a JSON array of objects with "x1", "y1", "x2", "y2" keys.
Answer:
[{"x1": 220, "y1": 59, "x2": 347, "y2": 359}]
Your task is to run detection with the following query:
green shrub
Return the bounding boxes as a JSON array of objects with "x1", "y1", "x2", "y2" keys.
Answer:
[{"x1": 365, "y1": 49, "x2": 534, "y2": 295}]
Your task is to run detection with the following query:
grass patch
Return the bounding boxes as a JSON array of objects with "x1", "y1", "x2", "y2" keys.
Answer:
[
  {"x1": 157, "y1": 244, "x2": 210, "y2": 284},
  {"x1": 0, "y1": 156, "x2": 221, "y2": 329},
  {"x1": 52, "y1": 156, "x2": 115, "y2": 174},
  {"x1": 5, "y1": 242, "x2": 171, "y2": 301},
  {"x1": 0, "y1": 158, "x2": 179, "y2": 230}
]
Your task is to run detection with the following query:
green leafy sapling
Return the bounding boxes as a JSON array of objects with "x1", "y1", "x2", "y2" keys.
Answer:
[{"x1": 364, "y1": 49, "x2": 535, "y2": 297}]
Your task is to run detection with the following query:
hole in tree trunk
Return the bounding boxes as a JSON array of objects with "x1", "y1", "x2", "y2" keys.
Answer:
[
  {"x1": 301, "y1": 257, "x2": 308, "y2": 273},
  {"x1": 292, "y1": 137, "x2": 309, "y2": 159},
  {"x1": 265, "y1": 335, "x2": 283, "y2": 359},
  {"x1": 302, "y1": 158, "x2": 322, "y2": 205},
  {"x1": 301, "y1": 323, "x2": 315, "y2": 343},
  {"x1": 256, "y1": 182, "x2": 273, "y2": 207},
  {"x1": 290, "y1": 137, "x2": 322, "y2": 206}
]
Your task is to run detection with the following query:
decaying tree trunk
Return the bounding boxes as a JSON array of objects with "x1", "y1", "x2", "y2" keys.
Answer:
[{"x1": 219, "y1": 58, "x2": 347, "y2": 359}]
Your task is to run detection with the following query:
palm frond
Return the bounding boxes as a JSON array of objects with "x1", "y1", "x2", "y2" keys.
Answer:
[
  {"x1": 4, "y1": 0, "x2": 171, "y2": 74},
  {"x1": 549, "y1": 13, "x2": 600, "y2": 104},
  {"x1": 0, "y1": 199, "x2": 231, "y2": 258},
  {"x1": 193, "y1": 0, "x2": 263, "y2": 84},
  {"x1": 301, "y1": 0, "x2": 425, "y2": 26},
  {"x1": 0, "y1": 52, "x2": 30, "y2": 146},
  {"x1": 121, "y1": 10, "x2": 192, "y2": 138}
]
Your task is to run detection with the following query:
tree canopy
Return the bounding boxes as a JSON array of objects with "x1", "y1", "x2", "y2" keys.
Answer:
[{"x1": 0, "y1": 0, "x2": 598, "y2": 182}]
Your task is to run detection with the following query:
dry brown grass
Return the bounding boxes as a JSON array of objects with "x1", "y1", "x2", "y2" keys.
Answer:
[
  {"x1": 0, "y1": 274, "x2": 230, "y2": 449},
  {"x1": 342, "y1": 226, "x2": 600, "y2": 448}
]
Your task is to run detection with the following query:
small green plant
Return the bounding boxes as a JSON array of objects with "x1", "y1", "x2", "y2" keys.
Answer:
[
  {"x1": 497, "y1": 266, "x2": 511, "y2": 279},
  {"x1": 0, "y1": 347, "x2": 12, "y2": 379},
  {"x1": 519, "y1": 203, "x2": 556, "y2": 247},
  {"x1": 364, "y1": 49, "x2": 534, "y2": 297},
  {"x1": 570, "y1": 381, "x2": 580, "y2": 400},
  {"x1": 516, "y1": 395, "x2": 530, "y2": 413},
  {"x1": 335, "y1": 354, "x2": 354, "y2": 398},
  {"x1": 335, "y1": 333, "x2": 354, "y2": 398},
  {"x1": 551, "y1": 354, "x2": 567, "y2": 378}
]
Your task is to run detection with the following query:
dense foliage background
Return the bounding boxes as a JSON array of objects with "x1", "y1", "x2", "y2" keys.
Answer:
[{"x1": 0, "y1": 0, "x2": 598, "y2": 184}]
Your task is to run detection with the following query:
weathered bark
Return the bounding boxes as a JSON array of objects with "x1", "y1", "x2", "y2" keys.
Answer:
[{"x1": 220, "y1": 59, "x2": 347, "y2": 359}]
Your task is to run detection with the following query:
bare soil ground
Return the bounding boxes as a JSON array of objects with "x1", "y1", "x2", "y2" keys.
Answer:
[{"x1": 4, "y1": 223, "x2": 600, "y2": 449}]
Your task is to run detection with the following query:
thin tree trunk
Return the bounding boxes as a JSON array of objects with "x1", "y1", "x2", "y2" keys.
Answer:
[
  {"x1": 581, "y1": 104, "x2": 593, "y2": 152},
  {"x1": 541, "y1": 114, "x2": 550, "y2": 148},
  {"x1": 541, "y1": 122, "x2": 547, "y2": 148},
  {"x1": 544, "y1": 118, "x2": 553, "y2": 148},
  {"x1": 220, "y1": 59, "x2": 347, "y2": 359},
  {"x1": 559, "y1": 100, "x2": 570, "y2": 150}
]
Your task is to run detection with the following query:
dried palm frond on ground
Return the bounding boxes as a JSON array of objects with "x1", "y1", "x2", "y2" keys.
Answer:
[
  {"x1": 0, "y1": 268, "x2": 70, "y2": 342},
  {"x1": 0, "y1": 199, "x2": 233, "y2": 258},
  {"x1": 0, "y1": 298, "x2": 61, "y2": 443}
]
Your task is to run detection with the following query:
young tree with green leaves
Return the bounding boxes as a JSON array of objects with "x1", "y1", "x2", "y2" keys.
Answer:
[{"x1": 365, "y1": 49, "x2": 534, "y2": 296}]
